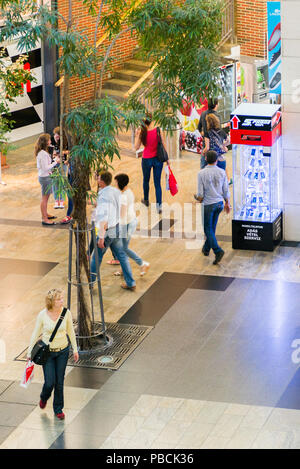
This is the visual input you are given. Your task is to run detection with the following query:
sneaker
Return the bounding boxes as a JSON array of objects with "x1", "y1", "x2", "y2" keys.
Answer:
[
  {"x1": 121, "y1": 283, "x2": 136, "y2": 291},
  {"x1": 39, "y1": 399, "x2": 47, "y2": 409},
  {"x1": 140, "y1": 261, "x2": 150, "y2": 276},
  {"x1": 55, "y1": 412, "x2": 65, "y2": 420},
  {"x1": 141, "y1": 199, "x2": 149, "y2": 207},
  {"x1": 59, "y1": 201, "x2": 65, "y2": 209},
  {"x1": 268, "y1": 22, "x2": 281, "y2": 52},
  {"x1": 54, "y1": 202, "x2": 60, "y2": 209},
  {"x1": 270, "y1": 71, "x2": 281, "y2": 90},
  {"x1": 213, "y1": 250, "x2": 225, "y2": 265},
  {"x1": 270, "y1": 48, "x2": 281, "y2": 70},
  {"x1": 60, "y1": 216, "x2": 72, "y2": 224},
  {"x1": 202, "y1": 246, "x2": 209, "y2": 257}
]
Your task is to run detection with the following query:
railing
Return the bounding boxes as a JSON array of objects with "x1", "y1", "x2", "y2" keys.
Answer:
[{"x1": 220, "y1": 0, "x2": 235, "y2": 46}]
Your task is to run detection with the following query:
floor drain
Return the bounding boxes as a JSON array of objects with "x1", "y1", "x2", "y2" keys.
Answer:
[
  {"x1": 98, "y1": 355, "x2": 114, "y2": 364},
  {"x1": 15, "y1": 322, "x2": 153, "y2": 370}
]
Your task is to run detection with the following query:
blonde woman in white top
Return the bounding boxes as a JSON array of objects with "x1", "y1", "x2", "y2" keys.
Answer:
[
  {"x1": 114, "y1": 173, "x2": 150, "y2": 276},
  {"x1": 27, "y1": 289, "x2": 79, "y2": 420},
  {"x1": 35, "y1": 133, "x2": 60, "y2": 226}
]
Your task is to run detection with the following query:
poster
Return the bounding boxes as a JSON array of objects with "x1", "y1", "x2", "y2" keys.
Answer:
[{"x1": 267, "y1": 2, "x2": 281, "y2": 96}]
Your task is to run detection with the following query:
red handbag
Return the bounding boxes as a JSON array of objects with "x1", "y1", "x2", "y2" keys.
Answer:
[{"x1": 168, "y1": 167, "x2": 178, "y2": 196}]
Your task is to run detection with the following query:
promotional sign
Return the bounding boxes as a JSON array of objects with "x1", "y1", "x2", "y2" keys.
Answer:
[
  {"x1": 267, "y1": 2, "x2": 281, "y2": 96},
  {"x1": 230, "y1": 103, "x2": 282, "y2": 146}
]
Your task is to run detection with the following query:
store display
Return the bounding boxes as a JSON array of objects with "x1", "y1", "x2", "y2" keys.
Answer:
[
  {"x1": 178, "y1": 62, "x2": 238, "y2": 153},
  {"x1": 231, "y1": 103, "x2": 282, "y2": 251}
]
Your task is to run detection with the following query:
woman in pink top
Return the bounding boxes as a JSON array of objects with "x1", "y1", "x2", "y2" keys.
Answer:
[{"x1": 135, "y1": 115, "x2": 168, "y2": 213}]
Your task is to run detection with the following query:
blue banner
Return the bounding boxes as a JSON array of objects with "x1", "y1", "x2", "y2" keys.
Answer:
[{"x1": 267, "y1": 2, "x2": 281, "y2": 95}]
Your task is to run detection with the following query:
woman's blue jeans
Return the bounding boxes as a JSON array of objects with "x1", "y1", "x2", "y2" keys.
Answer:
[
  {"x1": 41, "y1": 346, "x2": 69, "y2": 414},
  {"x1": 120, "y1": 219, "x2": 143, "y2": 266},
  {"x1": 142, "y1": 157, "x2": 163, "y2": 206}
]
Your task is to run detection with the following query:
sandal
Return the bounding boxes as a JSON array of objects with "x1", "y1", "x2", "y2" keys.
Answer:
[
  {"x1": 107, "y1": 259, "x2": 120, "y2": 265},
  {"x1": 42, "y1": 221, "x2": 55, "y2": 226},
  {"x1": 47, "y1": 216, "x2": 57, "y2": 220}
]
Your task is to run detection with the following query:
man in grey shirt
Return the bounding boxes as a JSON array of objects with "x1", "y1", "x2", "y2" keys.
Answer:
[{"x1": 195, "y1": 150, "x2": 231, "y2": 264}]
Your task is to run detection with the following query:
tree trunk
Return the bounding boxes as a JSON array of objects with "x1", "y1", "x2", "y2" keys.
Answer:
[{"x1": 72, "y1": 157, "x2": 93, "y2": 350}]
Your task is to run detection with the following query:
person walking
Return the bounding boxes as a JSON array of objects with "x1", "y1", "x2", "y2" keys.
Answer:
[
  {"x1": 195, "y1": 150, "x2": 231, "y2": 265},
  {"x1": 198, "y1": 98, "x2": 219, "y2": 169},
  {"x1": 90, "y1": 171, "x2": 136, "y2": 291},
  {"x1": 27, "y1": 288, "x2": 79, "y2": 420},
  {"x1": 134, "y1": 114, "x2": 169, "y2": 214},
  {"x1": 202, "y1": 113, "x2": 232, "y2": 184},
  {"x1": 35, "y1": 133, "x2": 60, "y2": 226},
  {"x1": 114, "y1": 173, "x2": 150, "y2": 277}
]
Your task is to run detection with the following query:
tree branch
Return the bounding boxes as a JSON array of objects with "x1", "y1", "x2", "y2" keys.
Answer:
[
  {"x1": 96, "y1": 25, "x2": 132, "y2": 99},
  {"x1": 93, "y1": 0, "x2": 105, "y2": 101}
]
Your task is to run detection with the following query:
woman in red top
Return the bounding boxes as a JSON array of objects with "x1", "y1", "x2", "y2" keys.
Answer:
[{"x1": 135, "y1": 115, "x2": 168, "y2": 213}]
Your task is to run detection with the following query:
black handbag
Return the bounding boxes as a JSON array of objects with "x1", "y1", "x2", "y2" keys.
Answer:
[
  {"x1": 156, "y1": 127, "x2": 169, "y2": 163},
  {"x1": 31, "y1": 307, "x2": 67, "y2": 365}
]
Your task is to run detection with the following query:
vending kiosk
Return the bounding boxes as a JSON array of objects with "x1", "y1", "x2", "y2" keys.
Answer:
[{"x1": 230, "y1": 103, "x2": 282, "y2": 251}]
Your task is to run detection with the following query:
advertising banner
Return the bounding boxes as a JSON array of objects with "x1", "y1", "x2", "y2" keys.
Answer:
[{"x1": 267, "y1": 2, "x2": 281, "y2": 96}]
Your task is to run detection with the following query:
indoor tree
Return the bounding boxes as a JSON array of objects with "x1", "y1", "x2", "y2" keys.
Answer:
[{"x1": 0, "y1": 0, "x2": 222, "y2": 349}]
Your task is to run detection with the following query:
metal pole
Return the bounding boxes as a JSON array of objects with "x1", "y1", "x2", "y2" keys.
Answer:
[
  {"x1": 67, "y1": 221, "x2": 73, "y2": 309},
  {"x1": 86, "y1": 219, "x2": 95, "y2": 335},
  {"x1": 76, "y1": 223, "x2": 80, "y2": 332},
  {"x1": 91, "y1": 222, "x2": 107, "y2": 343}
]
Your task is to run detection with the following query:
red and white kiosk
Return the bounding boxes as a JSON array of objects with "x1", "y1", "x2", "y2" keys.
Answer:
[{"x1": 230, "y1": 103, "x2": 282, "y2": 251}]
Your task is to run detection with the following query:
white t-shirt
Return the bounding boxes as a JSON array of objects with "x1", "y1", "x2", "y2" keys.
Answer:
[
  {"x1": 37, "y1": 150, "x2": 56, "y2": 177},
  {"x1": 120, "y1": 188, "x2": 136, "y2": 225}
]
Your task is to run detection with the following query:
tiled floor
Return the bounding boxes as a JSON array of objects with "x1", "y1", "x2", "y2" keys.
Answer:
[{"x1": 1, "y1": 135, "x2": 300, "y2": 449}]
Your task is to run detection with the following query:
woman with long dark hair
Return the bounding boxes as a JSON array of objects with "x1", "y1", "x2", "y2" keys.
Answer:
[
  {"x1": 35, "y1": 133, "x2": 60, "y2": 226},
  {"x1": 134, "y1": 114, "x2": 169, "y2": 213}
]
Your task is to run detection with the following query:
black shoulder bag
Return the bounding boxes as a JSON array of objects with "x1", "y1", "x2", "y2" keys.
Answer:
[
  {"x1": 31, "y1": 307, "x2": 68, "y2": 365},
  {"x1": 156, "y1": 127, "x2": 169, "y2": 163}
]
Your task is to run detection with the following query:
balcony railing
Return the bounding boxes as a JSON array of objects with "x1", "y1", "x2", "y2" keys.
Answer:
[{"x1": 220, "y1": 0, "x2": 235, "y2": 46}]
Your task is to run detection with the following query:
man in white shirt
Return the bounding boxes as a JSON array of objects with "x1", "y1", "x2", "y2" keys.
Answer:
[{"x1": 90, "y1": 171, "x2": 136, "y2": 291}]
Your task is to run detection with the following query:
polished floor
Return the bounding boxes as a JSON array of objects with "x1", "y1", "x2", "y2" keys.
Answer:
[{"x1": 1, "y1": 136, "x2": 300, "y2": 449}]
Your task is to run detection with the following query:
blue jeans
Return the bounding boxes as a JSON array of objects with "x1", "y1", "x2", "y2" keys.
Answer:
[
  {"x1": 142, "y1": 157, "x2": 163, "y2": 206},
  {"x1": 41, "y1": 346, "x2": 69, "y2": 414},
  {"x1": 200, "y1": 154, "x2": 207, "y2": 169},
  {"x1": 120, "y1": 219, "x2": 143, "y2": 266},
  {"x1": 203, "y1": 202, "x2": 224, "y2": 255},
  {"x1": 90, "y1": 225, "x2": 135, "y2": 287}
]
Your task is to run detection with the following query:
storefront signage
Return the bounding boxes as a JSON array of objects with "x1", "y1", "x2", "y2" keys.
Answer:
[{"x1": 267, "y1": 2, "x2": 281, "y2": 96}]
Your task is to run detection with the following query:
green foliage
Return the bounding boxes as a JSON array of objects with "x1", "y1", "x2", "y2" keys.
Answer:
[
  {"x1": 65, "y1": 96, "x2": 124, "y2": 174},
  {"x1": 126, "y1": 0, "x2": 222, "y2": 129}
]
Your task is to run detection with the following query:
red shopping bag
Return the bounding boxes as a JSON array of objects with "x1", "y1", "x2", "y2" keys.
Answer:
[
  {"x1": 168, "y1": 167, "x2": 178, "y2": 196},
  {"x1": 20, "y1": 360, "x2": 34, "y2": 388}
]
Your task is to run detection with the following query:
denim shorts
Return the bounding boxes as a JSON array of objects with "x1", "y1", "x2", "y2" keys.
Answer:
[{"x1": 39, "y1": 176, "x2": 52, "y2": 196}]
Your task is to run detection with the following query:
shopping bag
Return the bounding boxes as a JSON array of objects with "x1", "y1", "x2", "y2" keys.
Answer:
[
  {"x1": 164, "y1": 166, "x2": 170, "y2": 191},
  {"x1": 20, "y1": 360, "x2": 35, "y2": 388},
  {"x1": 168, "y1": 167, "x2": 178, "y2": 196}
]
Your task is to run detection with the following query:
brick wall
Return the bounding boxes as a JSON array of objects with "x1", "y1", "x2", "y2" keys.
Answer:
[
  {"x1": 236, "y1": 0, "x2": 268, "y2": 58},
  {"x1": 56, "y1": 0, "x2": 273, "y2": 108},
  {"x1": 57, "y1": 0, "x2": 139, "y2": 108},
  {"x1": 235, "y1": 0, "x2": 280, "y2": 59}
]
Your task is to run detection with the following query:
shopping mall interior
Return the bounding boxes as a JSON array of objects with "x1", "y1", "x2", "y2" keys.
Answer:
[{"x1": 1, "y1": 0, "x2": 300, "y2": 451}]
